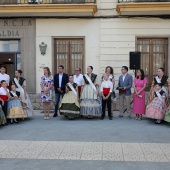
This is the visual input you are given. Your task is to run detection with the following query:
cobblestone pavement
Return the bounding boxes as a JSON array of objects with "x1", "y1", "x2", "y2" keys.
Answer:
[{"x1": 0, "y1": 111, "x2": 170, "y2": 170}]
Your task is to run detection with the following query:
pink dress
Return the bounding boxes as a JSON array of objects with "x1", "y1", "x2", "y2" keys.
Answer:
[
  {"x1": 146, "y1": 90, "x2": 167, "y2": 120},
  {"x1": 132, "y1": 77, "x2": 147, "y2": 114}
]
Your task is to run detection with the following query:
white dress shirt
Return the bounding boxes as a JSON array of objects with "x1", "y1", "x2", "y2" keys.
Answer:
[
  {"x1": 0, "y1": 73, "x2": 10, "y2": 85},
  {"x1": 122, "y1": 73, "x2": 127, "y2": 82},
  {"x1": 100, "y1": 79, "x2": 113, "y2": 92},
  {"x1": 0, "y1": 87, "x2": 9, "y2": 95},
  {"x1": 73, "y1": 74, "x2": 83, "y2": 86},
  {"x1": 59, "y1": 73, "x2": 63, "y2": 87}
]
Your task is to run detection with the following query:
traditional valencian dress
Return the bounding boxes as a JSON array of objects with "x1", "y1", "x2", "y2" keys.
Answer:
[
  {"x1": 0, "y1": 105, "x2": 6, "y2": 125},
  {"x1": 147, "y1": 75, "x2": 169, "y2": 106},
  {"x1": 8, "y1": 91, "x2": 26, "y2": 119},
  {"x1": 40, "y1": 75, "x2": 53, "y2": 102},
  {"x1": 12, "y1": 77, "x2": 33, "y2": 117},
  {"x1": 146, "y1": 90, "x2": 167, "y2": 120},
  {"x1": 80, "y1": 73, "x2": 102, "y2": 116},
  {"x1": 59, "y1": 83, "x2": 80, "y2": 118}
]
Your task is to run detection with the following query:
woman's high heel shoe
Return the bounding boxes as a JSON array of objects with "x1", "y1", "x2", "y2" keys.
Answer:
[
  {"x1": 138, "y1": 115, "x2": 142, "y2": 120},
  {"x1": 10, "y1": 119, "x2": 13, "y2": 124},
  {"x1": 14, "y1": 119, "x2": 18, "y2": 123},
  {"x1": 136, "y1": 114, "x2": 139, "y2": 120}
]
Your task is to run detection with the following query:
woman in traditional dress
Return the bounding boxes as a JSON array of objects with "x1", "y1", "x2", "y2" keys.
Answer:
[
  {"x1": 12, "y1": 70, "x2": 33, "y2": 117},
  {"x1": 80, "y1": 66, "x2": 102, "y2": 119},
  {"x1": 0, "y1": 100, "x2": 6, "y2": 126},
  {"x1": 132, "y1": 69, "x2": 147, "y2": 120},
  {"x1": 40, "y1": 67, "x2": 53, "y2": 120},
  {"x1": 146, "y1": 83, "x2": 167, "y2": 124},
  {"x1": 147, "y1": 68, "x2": 170, "y2": 106},
  {"x1": 59, "y1": 75, "x2": 80, "y2": 120},
  {"x1": 8, "y1": 84, "x2": 25, "y2": 124},
  {"x1": 101, "y1": 66, "x2": 116, "y2": 117}
]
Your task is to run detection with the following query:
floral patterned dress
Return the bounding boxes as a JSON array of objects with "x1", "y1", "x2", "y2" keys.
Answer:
[{"x1": 40, "y1": 75, "x2": 53, "y2": 102}]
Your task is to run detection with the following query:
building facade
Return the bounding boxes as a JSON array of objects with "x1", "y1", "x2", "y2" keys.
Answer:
[{"x1": 0, "y1": 0, "x2": 170, "y2": 108}]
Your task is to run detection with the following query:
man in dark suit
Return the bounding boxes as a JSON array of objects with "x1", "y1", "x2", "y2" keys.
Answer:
[
  {"x1": 117, "y1": 66, "x2": 132, "y2": 119},
  {"x1": 53, "y1": 65, "x2": 69, "y2": 117}
]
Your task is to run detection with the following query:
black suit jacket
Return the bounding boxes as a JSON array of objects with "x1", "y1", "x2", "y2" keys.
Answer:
[{"x1": 54, "y1": 73, "x2": 69, "y2": 93}]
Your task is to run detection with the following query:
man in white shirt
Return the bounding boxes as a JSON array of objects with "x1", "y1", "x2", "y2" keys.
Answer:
[
  {"x1": 53, "y1": 65, "x2": 69, "y2": 117},
  {"x1": 73, "y1": 68, "x2": 83, "y2": 97},
  {"x1": 100, "y1": 74, "x2": 113, "y2": 120},
  {"x1": 0, "y1": 66, "x2": 10, "y2": 87}
]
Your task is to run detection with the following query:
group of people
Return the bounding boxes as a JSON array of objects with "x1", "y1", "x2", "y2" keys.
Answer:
[
  {"x1": 0, "y1": 66, "x2": 33, "y2": 126},
  {"x1": 1, "y1": 64, "x2": 170, "y2": 126},
  {"x1": 40, "y1": 65, "x2": 170, "y2": 124}
]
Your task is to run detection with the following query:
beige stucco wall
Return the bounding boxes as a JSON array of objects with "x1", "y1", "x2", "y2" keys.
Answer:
[
  {"x1": 36, "y1": 18, "x2": 170, "y2": 93},
  {"x1": 99, "y1": 18, "x2": 170, "y2": 86},
  {"x1": 36, "y1": 19, "x2": 100, "y2": 93},
  {"x1": 35, "y1": 1, "x2": 170, "y2": 93}
]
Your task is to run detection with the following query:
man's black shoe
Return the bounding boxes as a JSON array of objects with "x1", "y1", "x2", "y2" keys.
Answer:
[
  {"x1": 100, "y1": 117, "x2": 104, "y2": 120},
  {"x1": 53, "y1": 114, "x2": 58, "y2": 117}
]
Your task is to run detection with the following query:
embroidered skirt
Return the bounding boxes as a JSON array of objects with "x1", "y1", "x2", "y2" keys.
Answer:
[
  {"x1": 59, "y1": 91, "x2": 80, "y2": 117},
  {"x1": 146, "y1": 97, "x2": 167, "y2": 120},
  {"x1": 8, "y1": 99, "x2": 26, "y2": 119},
  {"x1": 80, "y1": 99, "x2": 102, "y2": 116}
]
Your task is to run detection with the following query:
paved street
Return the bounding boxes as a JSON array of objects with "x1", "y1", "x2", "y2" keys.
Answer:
[{"x1": 0, "y1": 111, "x2": 170, "y2": 170}]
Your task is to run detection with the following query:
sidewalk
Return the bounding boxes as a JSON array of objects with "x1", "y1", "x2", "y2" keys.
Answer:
[{"x1": 0, "y1": 110, "x2": 170, "y2": 170}]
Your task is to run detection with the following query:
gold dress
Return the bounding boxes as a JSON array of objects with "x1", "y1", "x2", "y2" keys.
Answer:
[{"x1": 8, "y1": 91, "x2": 26, "y2": 119}]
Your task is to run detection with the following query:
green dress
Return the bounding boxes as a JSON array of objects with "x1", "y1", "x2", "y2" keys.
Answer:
[
  {"x1": 165, "y1": 109, "x2": 170, "y2": 123},
  {"x1": 59, "y1": 83, "x2": 80, "y2": 118},
  {"x1": 0, "y1": 106, "x2": 6, "y2": 125}
]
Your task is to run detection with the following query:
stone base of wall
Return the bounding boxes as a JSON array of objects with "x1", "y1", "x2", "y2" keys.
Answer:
[{"x1": 29, "y1": 93, "x2": 149, "y2": 111}]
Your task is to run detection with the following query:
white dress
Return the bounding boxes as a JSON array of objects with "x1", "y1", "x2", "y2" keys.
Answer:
[{"x1": 80, "y1": 73, "x2": 102, "y2": 116}]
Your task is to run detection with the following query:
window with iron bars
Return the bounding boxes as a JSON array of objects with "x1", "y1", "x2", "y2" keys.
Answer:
[
  {"x1": 54, "y1": 38, "x2": 84, "y2": 75},
  {"x1": 137, "y1": 38, "x2": 168, "y2": 90}
]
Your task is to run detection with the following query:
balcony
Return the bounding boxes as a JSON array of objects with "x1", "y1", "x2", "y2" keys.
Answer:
[
  {"x1": 0, "y1": 0, "x2": 97, "y2": 17},
  {"x1": 116, "y1": 0, "x2": 170, "y2": 15}
]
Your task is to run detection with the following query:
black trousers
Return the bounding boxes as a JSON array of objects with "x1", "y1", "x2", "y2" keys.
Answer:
[
  {"x1": 0, "y1": 101, "x2": 8, "y2": 118},
  {"x1": 102, "y1": 95, "x2": 111, "y2": 118}
]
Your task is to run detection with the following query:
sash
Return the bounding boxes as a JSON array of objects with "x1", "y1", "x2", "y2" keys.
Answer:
[
  {"x1": 156, "y1": 90, "x2": 163, "y2": 102},
  {"x1": 10, "y1": 91, "x2": 17, "y2": 97},
  {"x1": 14, "y1": 78, "x2": 27, "y2": 104},
  {"x1": 84, "y1": 74, "x2": 97, "y2": 93},
  {"x1": 67, "y1": 83, "x2": 77, "y2": 96},
  {"x1": 155, "y1": 76, "x2": 168, "y2": 97}
]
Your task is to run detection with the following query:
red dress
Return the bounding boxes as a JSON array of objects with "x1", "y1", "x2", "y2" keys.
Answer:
[{"x1": 132, "y1": 77, "x2": 147, "y2": 114}]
